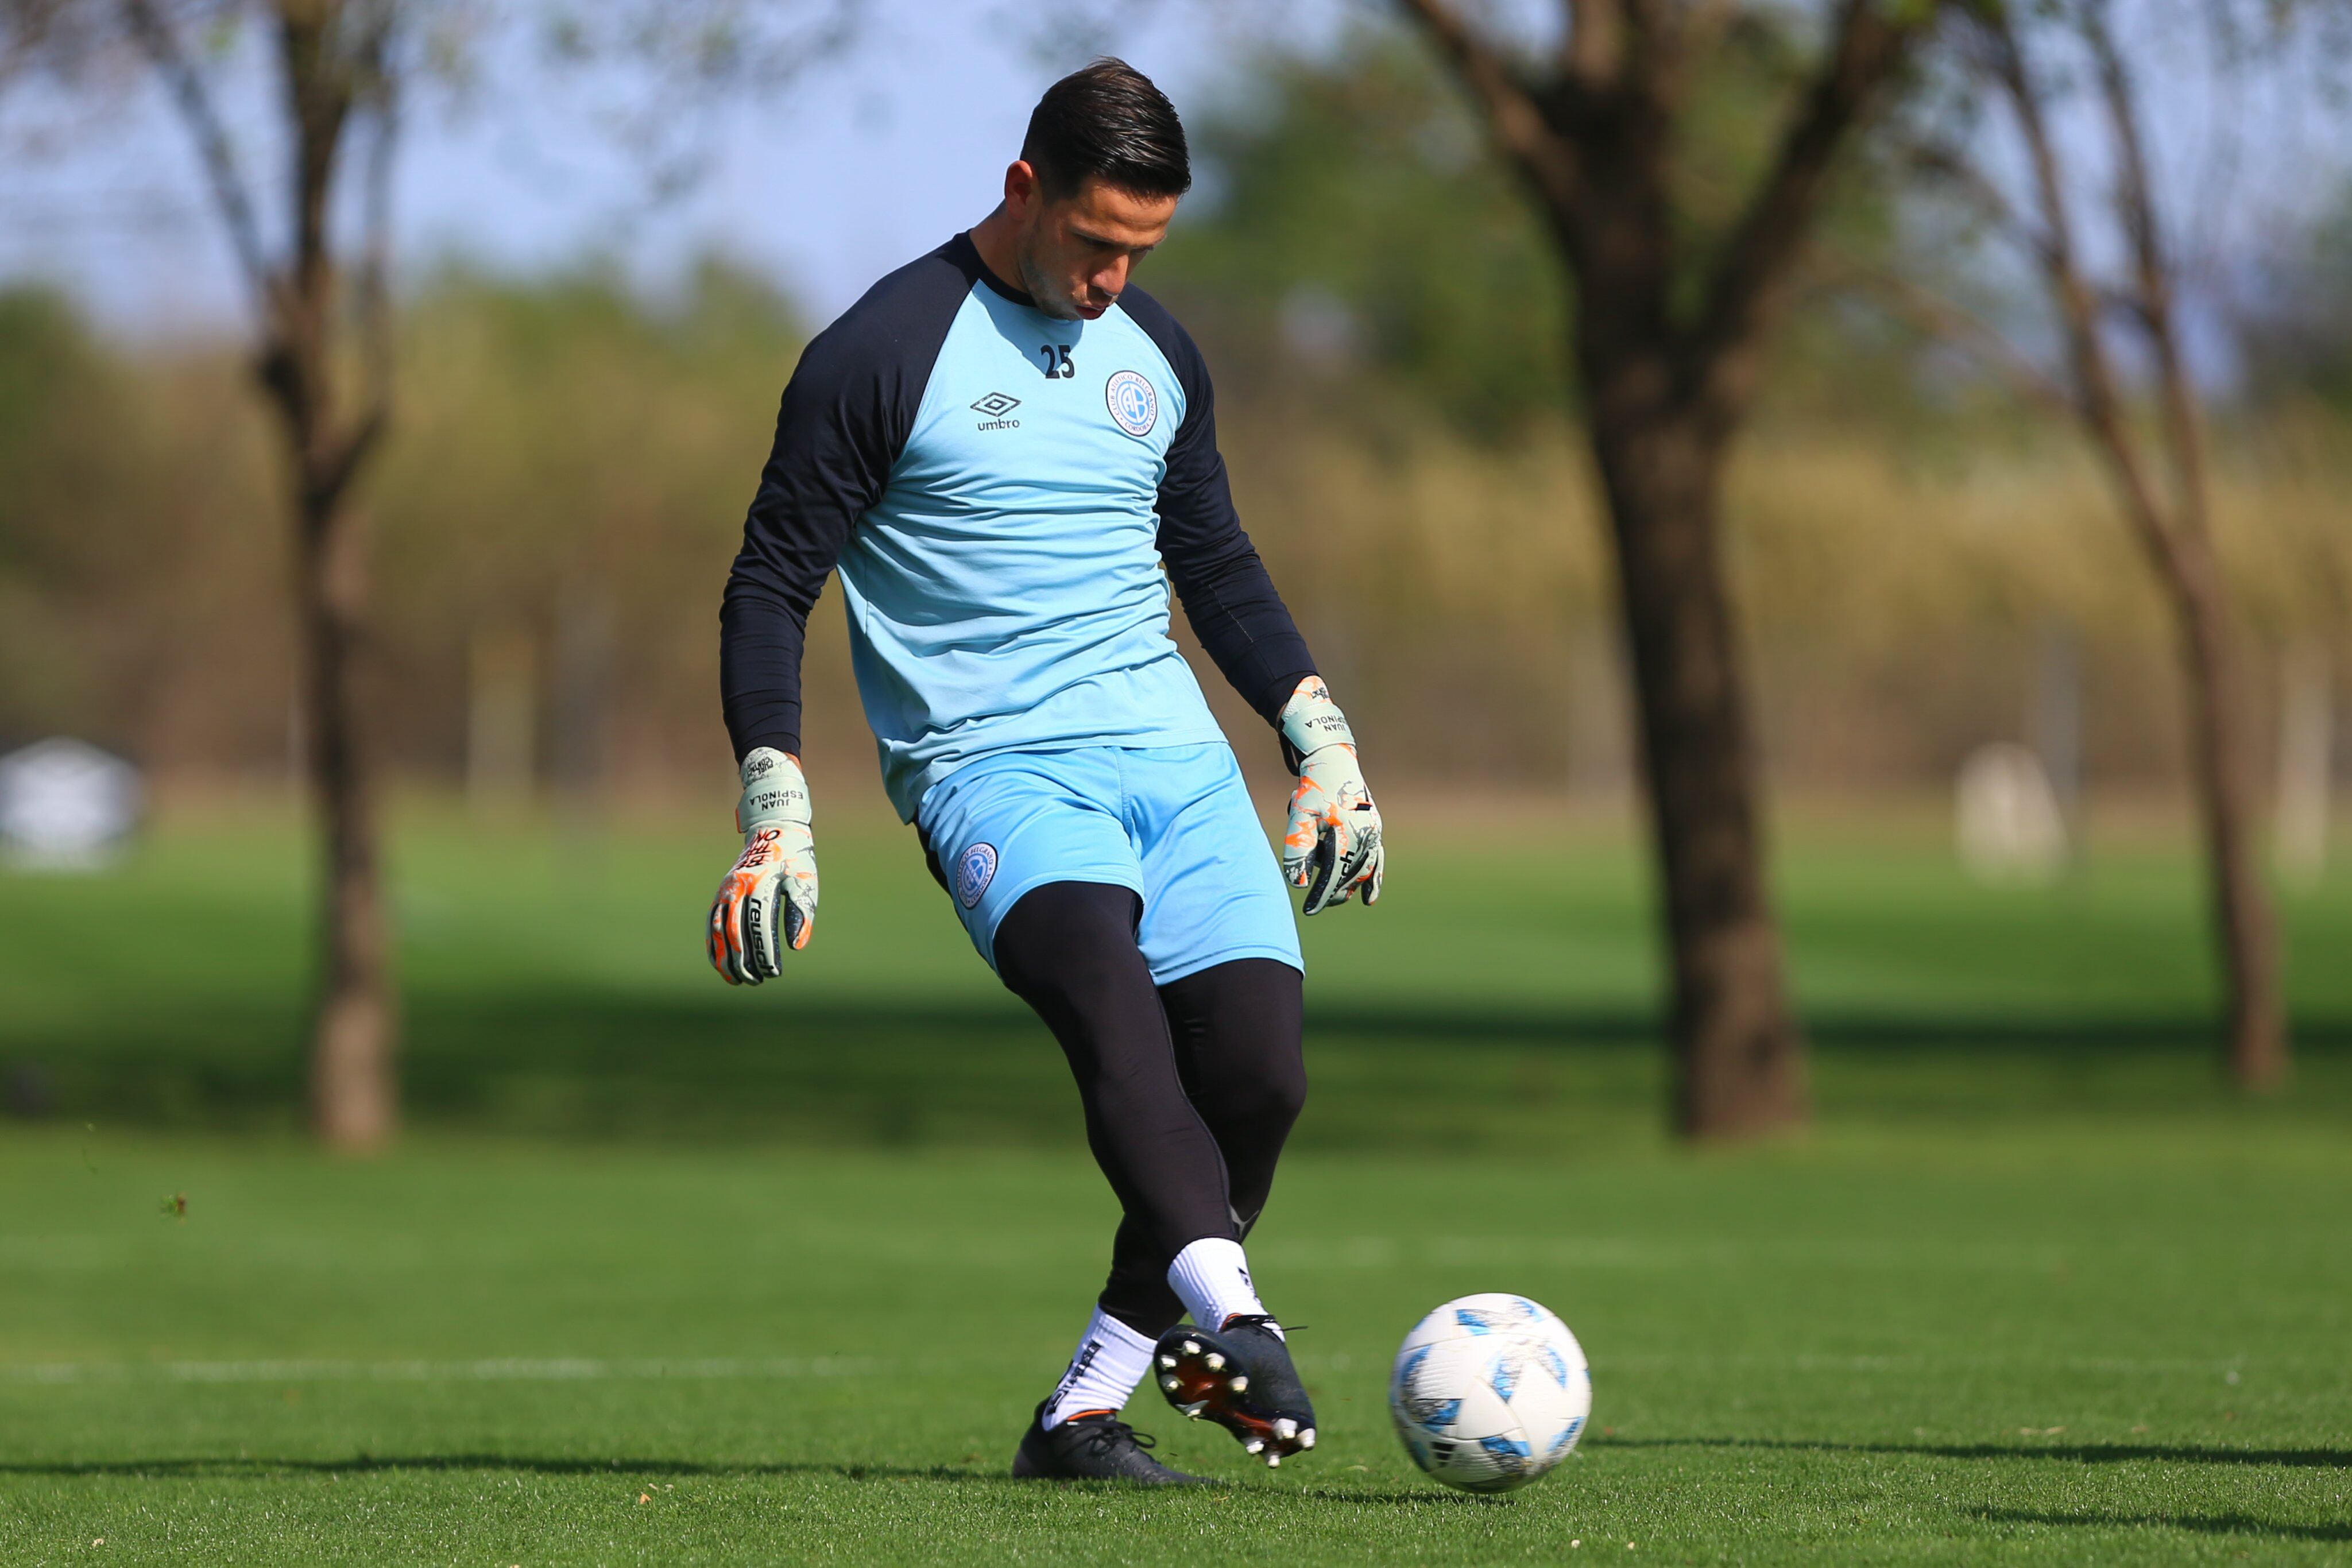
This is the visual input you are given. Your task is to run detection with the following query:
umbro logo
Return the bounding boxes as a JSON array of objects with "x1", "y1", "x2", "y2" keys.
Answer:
[{"x1": 971, "y1": 390, "x2": 1021, "y2": 431}]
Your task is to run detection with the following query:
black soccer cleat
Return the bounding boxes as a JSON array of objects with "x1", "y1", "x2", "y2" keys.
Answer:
[
  {"x1": 1011, "y1": 1400, "x2": 1208, "y2": 1485},
  {"x1": 1152, "y1": 1315, "x2": 1318, "y2": 1467}
]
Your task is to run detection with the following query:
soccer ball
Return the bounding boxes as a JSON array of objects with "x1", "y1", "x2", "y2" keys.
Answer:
[{"x1": 1390, "y1": 1293, "x2": 1591, "y2": 1493}]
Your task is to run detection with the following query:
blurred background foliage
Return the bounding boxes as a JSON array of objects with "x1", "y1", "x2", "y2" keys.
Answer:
[
  {"x1": 0, "y1": 26, "x2": 2347, "y2": 812},
  {"x1": 1143, "y1": 36, "x2": 1575, "y2": 436}
]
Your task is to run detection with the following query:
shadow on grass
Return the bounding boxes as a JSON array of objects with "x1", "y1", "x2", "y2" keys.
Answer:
[
  {"x1": 412, "y1": 996, "x2": 2352, "y2": 1053},
  {"x1": 1971, "y1": 1508, "x2": 2352, "y2": 1543},
  {"x1": 1607, "y1": 1436, "x2": 2352, "y2": 1470},
  {"x1": 0, "y1": 1453, "x2": 1480, "y2": 1505},
  {"x1": 7, "y1": 990, "x2": 2348, "y2": 1141}
]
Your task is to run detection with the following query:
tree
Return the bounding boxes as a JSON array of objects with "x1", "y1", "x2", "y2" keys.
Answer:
[
  {"x1": 1, "y1": 0, "x2": 846, "y2": 1147},
  {"x1": 1869, "y1": 1, "x2": 2290, "y2": 1087},
  {"x1": 5, "y1": 0, "x2": 411, "y2": 1149},
  {"x1": 1390, "y1": 0, "x2": 1941, "y2": 1137}
]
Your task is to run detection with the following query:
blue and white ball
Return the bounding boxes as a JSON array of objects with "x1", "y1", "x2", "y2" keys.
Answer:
[{"x1": 1390, "y1": 1294, "x2": 1591, "y2": 1492}]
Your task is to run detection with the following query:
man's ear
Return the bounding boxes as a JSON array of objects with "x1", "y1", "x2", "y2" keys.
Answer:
[{"x1": 1002, "y1": 159, "x2": 1042, "y2": 218}]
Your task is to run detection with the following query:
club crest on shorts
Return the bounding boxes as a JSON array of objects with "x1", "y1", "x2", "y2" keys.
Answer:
[
  {"x1": 957, "y1": 842, "x2": 998, "y2": 908},
  {"x1": 1105, "y1": 370, "x2": 1158, "y2": 438}
]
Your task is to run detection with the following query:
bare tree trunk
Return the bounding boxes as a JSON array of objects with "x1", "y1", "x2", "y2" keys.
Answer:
[
  {"x1": 296, "y1": 491, "x2": 396, "y2": 1145},
  {"x1": 2065, "y1": 380, "x2": 2285, "y2": 1090},
  {"x1": 272, "y1": 1, "x2": 399, "y2": 1146},
  {"x1": 2165, "y1": 540, "x2": 2284, "y2": 1087},
  {"x1": 113, "y1": 0, "x2": 401, "y2": 1144},
  {"x1": 1984, "y1": 7, "x2": 2288, "y2": 1089},
  {"x1": 1589, "y1": 392, "x2": 1804, "y2": 1135}
]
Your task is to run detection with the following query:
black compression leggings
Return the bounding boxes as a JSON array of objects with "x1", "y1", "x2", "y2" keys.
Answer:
[{"x1": 992, "y1": 881, "x2": 1307, "y2": 1337}]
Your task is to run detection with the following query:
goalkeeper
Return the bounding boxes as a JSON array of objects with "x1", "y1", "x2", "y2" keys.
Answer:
[{"x1": 709, "y1": 60, "x2": 1383, "y2": 1486}]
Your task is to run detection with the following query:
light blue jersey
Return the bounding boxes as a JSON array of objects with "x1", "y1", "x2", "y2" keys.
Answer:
[
  {"x1": 841, "y1": 284, "x2": 1223, "y2": 818},
  {"x1": 720, "y1": 233, "x2": 1318, "y2": 822}
]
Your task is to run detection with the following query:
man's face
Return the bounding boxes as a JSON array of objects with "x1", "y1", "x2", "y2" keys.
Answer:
[{"x1": 1006, "y1": 167, "x2": 1178, "y2": 322}]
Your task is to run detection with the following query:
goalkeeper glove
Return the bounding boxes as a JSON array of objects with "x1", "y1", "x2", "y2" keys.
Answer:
[
  {"x1": 1278, "y1": 676, "x2": 1384, "y2": 915},
  {"x1": 707, "y1": 746, "x2": 818, "y2": 985}
]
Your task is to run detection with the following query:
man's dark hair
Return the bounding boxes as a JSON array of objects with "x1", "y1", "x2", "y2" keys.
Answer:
[{"x1": 1020, "y1": 59, "x2": 1192, "y2": 202}]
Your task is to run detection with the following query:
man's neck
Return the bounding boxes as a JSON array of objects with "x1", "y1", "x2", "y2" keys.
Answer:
[{"x1": 967, "y1": 207, "x2": 1024, "y2": 297}]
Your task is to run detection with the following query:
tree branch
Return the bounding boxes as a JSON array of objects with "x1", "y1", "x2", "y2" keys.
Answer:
[
  {"x1": 1566, "y1": 0, "x2": 1626, "y2": 89},
  {"x1": 1984, "y1": 8, "x2": 2186, "y2": 585},
  {"x1": 276, "y1": 0, "x2": 352, "y2": 318},
  {"x1": 1, "y1": 0, "x2": 73, "y2": 82},
  {"x1": 1900, "y1": 137, "x2": 2058, "y2": 270},
  {"x1": 347, "y1": 2, "x2": 397, "y2": 479},
  {"x1": 2082, "y1": 0, "x2": 2210, "y2": 536},
  {"x1": 119, "y1": 0, "x2": 277, "y2": 316},
  {"x1": 1684, "y1": 0, "x2": 1924, "y2": 415},
  {"x1": 1391, "y1": 0, "x2": 1582, "y2": 211},
  {"x1": 1819, "y1": 250, "x2": 2077, "y2": 420}
]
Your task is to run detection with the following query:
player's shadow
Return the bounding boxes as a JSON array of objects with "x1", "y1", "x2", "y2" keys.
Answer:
[
  {"x1": 1969, "y1": 1508, "x2": 2352, "y2": 1543},
  {"x1": 1605, "y1": 1435, "x2": 2352, "y2": 1470}
]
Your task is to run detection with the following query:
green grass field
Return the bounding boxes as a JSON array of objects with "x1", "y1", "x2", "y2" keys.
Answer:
[{"x1": 2, "y1": 803, "x2": 2349, "y2": 1563}]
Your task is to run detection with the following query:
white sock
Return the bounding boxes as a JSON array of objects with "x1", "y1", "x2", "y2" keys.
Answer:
[
  {"x1": 1042, "y1": 1307, "x2": 1155, "y2": 1429},
  {"x1": 1166, "y1": 1237, "x2": 1278, "y2": 1335}
]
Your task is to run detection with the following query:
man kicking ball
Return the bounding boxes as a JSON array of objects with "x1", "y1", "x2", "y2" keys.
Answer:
[{"x1": 707, "y1": 59, "x2": 1383, "y2": 1485}]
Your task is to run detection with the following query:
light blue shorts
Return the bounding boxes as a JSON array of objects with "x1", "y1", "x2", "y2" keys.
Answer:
[{"x1": 915, "y1": 743, "x2": 1302, "y2": 985}]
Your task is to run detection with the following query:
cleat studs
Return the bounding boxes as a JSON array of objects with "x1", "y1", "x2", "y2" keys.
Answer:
[
  {"x1": 1179, "y1": 1400, "x2": 1207, "y2": 1417},
  {"x1": 1275, "y1": 1419, "x2": 1297, "y2": 1441},
  {"x1": 1205, "y1": 1353, "x2": 1226, "y2": 1370},
  {"x1": 1158, "y1": 1354, "x2": 1177, "y2": 1369},
  {"x1": 1301, "y1": 1428, "x2": 1317, "y2": 1449},
  {"x1": 1244, "y1": 1439, "x2": 1264, "y2": 1454},
  {"x1": 1266, "y1": 1453, "x2": 1282, "y2": 1468},
  {"x1": 1181, "y1": 1339, "x2": 1201, "y2": 1356},
  {"x1": 1230, "y1": 1375, "x2": 1248, "y2": 1392},
  {"x1": 1160, "y1": 1376, "x2": 1180, "y2": 1392}
]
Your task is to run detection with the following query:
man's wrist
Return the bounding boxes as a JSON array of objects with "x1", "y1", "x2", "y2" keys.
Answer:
[
  {"x1": 1278, "y1": 676, "x2": 1355, "y2": 767},
  {"x1": 737, "y1": 746, "x2": 811, "y2": 831}
]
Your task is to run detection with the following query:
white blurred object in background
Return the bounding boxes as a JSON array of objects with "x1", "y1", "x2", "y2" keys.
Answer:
[
  {"x1": 0, "y1": 738, "x2": 142, "y2": 871},
  {"x1": 1956, "y1": 742, "x2": 2068, "y2": 884}
]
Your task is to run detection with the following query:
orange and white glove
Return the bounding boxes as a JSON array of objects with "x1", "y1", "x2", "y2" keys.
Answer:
[
  {"x1": 1278, "y1": 676, "x2": 1384, "y2": 915},
  {"x1": 707, "y1": 747, "x2": 818, "y2": 985}
]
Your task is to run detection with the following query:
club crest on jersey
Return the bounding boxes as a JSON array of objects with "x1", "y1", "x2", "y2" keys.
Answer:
[
  {"x1": 957, "y1": 842, "x2": 998, "y2": 908},
  {"x1": 1105, "y1": 370, "x2": 1158, "y2": 438}
]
